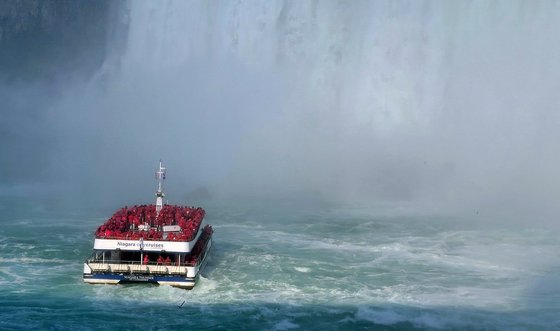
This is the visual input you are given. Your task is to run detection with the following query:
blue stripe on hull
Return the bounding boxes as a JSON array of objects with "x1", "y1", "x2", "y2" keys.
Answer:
[{"x1": 84, "y1": 273, "x2": 196, "y2": 284}]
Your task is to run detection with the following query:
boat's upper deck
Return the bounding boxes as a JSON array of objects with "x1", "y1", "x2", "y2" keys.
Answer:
[{"x1": 95, "y1": 204, "x2": 205, "y2": 242}]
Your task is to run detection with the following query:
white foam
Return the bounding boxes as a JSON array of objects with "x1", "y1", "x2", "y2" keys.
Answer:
[
  {"x1": 0, "y1": 257, "x2": 67, "y2": 264},
  {"x1": 194, "y1": 276, "x2": 219, "y2": 293},
  {"x1": 0, "y1": 268, "x2": 28, "y2": 286},
  {"x1": 294, "y1": 267, "x2": 310, "y2": 273}
]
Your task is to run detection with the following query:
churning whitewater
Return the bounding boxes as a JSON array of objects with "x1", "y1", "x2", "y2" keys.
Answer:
[{"x1": 1, "y1": 201, "x2": 560, "y2": 330}]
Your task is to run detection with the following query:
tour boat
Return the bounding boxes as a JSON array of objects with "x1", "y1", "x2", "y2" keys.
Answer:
[{"x1": 83, "y1": 161, "x2": 213, "y2": 289}]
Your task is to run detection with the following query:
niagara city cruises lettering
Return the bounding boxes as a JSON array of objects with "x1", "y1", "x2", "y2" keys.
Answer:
[
  {"x1": 94, "y1": 239, "x2": 192, "y2": 252},
  {"x1": 116, "y1": 241, "x2": 164, "y2": 249},
  {"x1": 124, "y1": 275, "x2": 154, "y2": 282}
]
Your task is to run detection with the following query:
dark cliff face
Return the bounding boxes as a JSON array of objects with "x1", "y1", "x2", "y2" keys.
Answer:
[{"x1": 0, "y1": 0, "x2": 119, "y2": 82}]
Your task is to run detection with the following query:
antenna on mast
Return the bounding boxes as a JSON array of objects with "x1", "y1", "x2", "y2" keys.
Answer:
[{"x1": 155, "y1": 160, "x2": 166, "y2": 216}]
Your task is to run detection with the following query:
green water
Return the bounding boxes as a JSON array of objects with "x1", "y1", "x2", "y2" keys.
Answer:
[{"x1": 1, "y1": 200, "x2": 559, "y2": 330}]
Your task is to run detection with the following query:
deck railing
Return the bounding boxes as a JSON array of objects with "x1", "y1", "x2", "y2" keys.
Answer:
[
  {"x1": 86, "y1": 258, "x2": 197, "y2": 267},
  {"x1": 85, "y1": 260, "x2": 191, "y2": 275}
]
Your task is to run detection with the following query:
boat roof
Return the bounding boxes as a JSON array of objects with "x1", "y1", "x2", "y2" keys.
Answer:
[{"x1": 95, "y1": 204, "x2": 205, "y2": 242}]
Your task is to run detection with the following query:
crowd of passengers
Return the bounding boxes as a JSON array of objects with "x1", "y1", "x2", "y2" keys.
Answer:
[
  {"x1": 186, "y1": 225, "x2": 213, "y2": 265},
  {"x1": 95, "y1": 204, "x2": 205, "y2": 241},
  {"x1": 141, "y1": 225, "x2": 213, "y2": 266}
]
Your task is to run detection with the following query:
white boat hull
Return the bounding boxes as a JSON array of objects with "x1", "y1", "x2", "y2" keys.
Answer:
[{"x1": 83, "y1": 238, "x2": 212, "y2": 290}]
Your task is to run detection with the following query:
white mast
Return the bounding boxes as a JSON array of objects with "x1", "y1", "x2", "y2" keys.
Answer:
[{"x1": 155, "y1": 160, "x2": 166, "y2": 216}]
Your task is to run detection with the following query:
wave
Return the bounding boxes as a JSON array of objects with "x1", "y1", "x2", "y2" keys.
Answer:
[{"x1": 0, "y1": 257, "x2": 68, "y2": 264}]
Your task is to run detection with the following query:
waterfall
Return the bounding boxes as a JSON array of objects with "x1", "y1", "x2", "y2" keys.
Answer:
[
  {"x1": 62, "y1": 0, "x2": 560, "y2": 215},
  {"x1": 120, "y1": 1, "x2": 445, "y2": 129}
]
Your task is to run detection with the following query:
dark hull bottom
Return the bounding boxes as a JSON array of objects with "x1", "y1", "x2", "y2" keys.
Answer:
[{"x1": 83, "y1": 273, "x2": 198, "y2": 289}]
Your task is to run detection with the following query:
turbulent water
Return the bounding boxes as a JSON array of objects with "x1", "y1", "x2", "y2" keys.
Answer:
[{"x1": 1, "y1": 199, "x2": 559, "y2": 330}]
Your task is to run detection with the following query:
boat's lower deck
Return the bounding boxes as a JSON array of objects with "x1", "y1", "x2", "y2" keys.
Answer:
[{"x1": 83, "y1": 237, "x2": 212, "y2": 289}]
